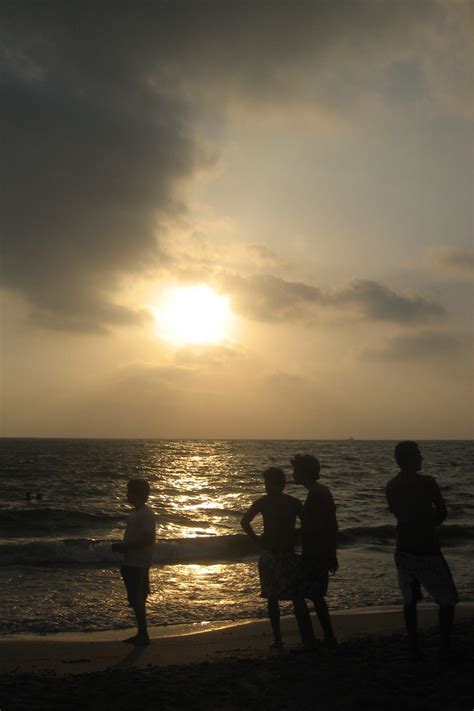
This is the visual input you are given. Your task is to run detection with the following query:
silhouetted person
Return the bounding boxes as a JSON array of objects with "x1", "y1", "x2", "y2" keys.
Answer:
[
  {"x1": 241, "y1": 467, "x2": 315, "y2": 650},
  {"x1": 111, "y1": 479, "x2": 156, "y2": 646},
  {"x1": 386, "y1": 441, "x2": 458, "y2": 661},
  {"x1": 291, "y1": 453, "x2": 338, "y2": 649},
  {"x1": 36, "y1": 492, "x2": 42, "y2": 501},
  {"x1": 25, "y1": 492, "x2": 32, "y2": 501}
]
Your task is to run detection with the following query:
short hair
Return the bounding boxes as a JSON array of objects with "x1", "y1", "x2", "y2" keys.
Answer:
[
  {"x1": 127, "y1": 478, "x2": 150, "y2": 501},
  {"x1": 262, "y1": 467, "x2": 285, "y2": 490},
  {"x1": 290, "y1": 453, "x2": 320, "y2": 480},
  {"x1": 394, "y1": 441, "x2": 419, "y2": 468}
]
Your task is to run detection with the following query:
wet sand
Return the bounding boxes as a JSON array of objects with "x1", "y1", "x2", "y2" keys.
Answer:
[{"x1": 1, "y1": 604, "x2": 473, "y2": 710}]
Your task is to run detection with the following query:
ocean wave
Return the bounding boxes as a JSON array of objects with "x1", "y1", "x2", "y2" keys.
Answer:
[
  {"x1": 0, "y1": 524, "x2": 472, "y2": 566},
  {"x1": 0, "y1": 507, "x2": 126, "y2": 533},
  {"x1": 338, "y1": 524, "x2": 474, "y2": 545},
  {"x1": 338, "y1": 525, "x2": 396, "y2": 544},
  {"x1": 0, "y1": 535, "x2": 256, "y2": 566}
]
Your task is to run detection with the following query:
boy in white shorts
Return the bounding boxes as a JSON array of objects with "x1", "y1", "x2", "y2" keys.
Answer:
[{"x1": 386, "y1": 442, "x2": 458, "y2": 660}]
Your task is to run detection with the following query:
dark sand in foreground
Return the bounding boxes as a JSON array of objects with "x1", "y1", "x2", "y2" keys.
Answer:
[{"x1": 1, "y1": 606, "x2": 472, "y2": 710}]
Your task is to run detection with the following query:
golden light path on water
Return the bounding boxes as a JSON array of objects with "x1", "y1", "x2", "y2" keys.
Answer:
[
  {"x1": 148, "y1": 448, "x2": 243, "y2": 539},
  {"x1": 149, "y1": 563, "x2": 249, "y2": 613}
]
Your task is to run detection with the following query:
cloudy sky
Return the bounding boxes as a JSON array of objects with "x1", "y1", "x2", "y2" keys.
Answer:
[{"x1": 1, "y1": 0, "x2": 473, "y2": 439}]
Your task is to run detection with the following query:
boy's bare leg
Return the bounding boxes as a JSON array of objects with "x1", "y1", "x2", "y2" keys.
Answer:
[
  {"x1": 133, "y1": 599, "x2": 150, "y2": 644},
  {"x1": 403, "y1": 602, "x2": 420, "y2": 657},
  {"x1": 267, "y1": 599, "x2": 282, "y2": 645},
  {"x1": 293, "y1": 598, "x2": 316, "y2": 649},
  {"x1": 312, "y1": 597, "x2": 337, "y2": 648},
  {"x1": 439, "y1": 604, "x2": 454, "y2": 654}
]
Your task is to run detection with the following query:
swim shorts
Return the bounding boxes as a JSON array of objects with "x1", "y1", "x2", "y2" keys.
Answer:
[
  {"x1": 258, "y1": 550, "x2": 300, "y2": 600},
  {"x1": 394, "y1": 551, "x2": 458, "y2": 606},
  {"x1": 120, "y1": 565, "x2": 150, "y2": 607},
  {"x1": 300, "y1": 557, "x2": 330, "y2": 599}
]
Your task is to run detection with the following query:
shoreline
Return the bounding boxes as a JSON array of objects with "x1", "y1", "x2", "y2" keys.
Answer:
[{"x1": 2, "y1": 602, "x2": 473, "y2": 675}]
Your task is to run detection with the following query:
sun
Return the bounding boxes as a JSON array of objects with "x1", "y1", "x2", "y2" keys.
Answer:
[{"x1": 154, "y1": 285, "x2": 232, "y2": 345}]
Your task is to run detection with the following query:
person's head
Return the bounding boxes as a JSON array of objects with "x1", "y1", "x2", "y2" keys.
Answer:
[
  {"x1": 394, "y1": 441, "x2": 422, "y2": 473},
  {"x1": 127, "y1": 478, "x2": 150, "y2": 507},
  {"x1": 262, "y1": 467, "x2": 286, "y2": 495},
  {"x1": 290, "y1": 453, "x2": 320, "y2": 488}
]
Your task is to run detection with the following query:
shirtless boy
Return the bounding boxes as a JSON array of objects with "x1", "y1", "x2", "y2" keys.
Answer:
[
  {"x1": 386, "y1": 441, "x2": 458, "y2": 660},
  {"x1": 241, "y1": 467, "x2": 315, "y2": 649},
  {"x1": 291, "y1": 453, "x2": 338, "y2": 649}
]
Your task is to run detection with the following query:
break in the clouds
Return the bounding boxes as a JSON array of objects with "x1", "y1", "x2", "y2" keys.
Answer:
[
  {"x1": 163, "y1": 233, "x2": 446, "y2": 326},
  {"x1": 162, "y1": 231, "x2": 286, "y2": 274},
  {"x1": 1, "y1": 0, "x2": 468, "y2": 330}
]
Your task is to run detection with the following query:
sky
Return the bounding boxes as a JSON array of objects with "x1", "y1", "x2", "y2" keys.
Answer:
[{"x1": 1, "y1": 0, "x2": 473, "y2": 439}]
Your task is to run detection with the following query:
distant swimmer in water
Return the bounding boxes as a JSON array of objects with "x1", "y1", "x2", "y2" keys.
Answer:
[
  {"x1": 291, "y1": 453, "x2": 339, "y2": 650},
  {"x1": 241, "y1": 467, "x2": 315, "y2": 650},
  {"x1": 386, "y1": 441, "x2": 459, "y2": 661}
]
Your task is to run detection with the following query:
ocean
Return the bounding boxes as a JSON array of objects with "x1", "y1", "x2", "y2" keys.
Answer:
[{"x1": 0, "y1": 438, "x2": 472, "y2": 635}]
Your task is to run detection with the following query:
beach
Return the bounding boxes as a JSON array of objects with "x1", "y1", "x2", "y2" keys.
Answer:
[
  {"x1": 1, "y1": 439, "x2": 472, "y2": 709},
  {"x1": 1, "y1": 605, "x2": 473, "y2": 710}
]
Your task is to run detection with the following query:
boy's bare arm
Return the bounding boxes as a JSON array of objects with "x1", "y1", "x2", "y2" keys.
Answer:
[
  {"x1": 241, "y1": 502, "x2": 261, "y2": 544},
  {"x1": 431, "y1": 479, "x2": 447, "y2": 525},
  {"x1": 325, "y1": 493, "x2": 339, "y2": 571},
  {"x1": 385, "y1": 484, "x2": 396, "y2": 517},
  {"x1": 296, "y1": 499, "x2": 304, "y2": 522}
]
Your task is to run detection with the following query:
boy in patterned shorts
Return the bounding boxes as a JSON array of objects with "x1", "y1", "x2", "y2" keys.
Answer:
[{"x1": 386, "y1": 442, "x2": 458, "y2": 661}]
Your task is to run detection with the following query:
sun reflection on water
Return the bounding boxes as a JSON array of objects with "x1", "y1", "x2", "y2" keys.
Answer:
[{"x1": 143, "y1": 442, "x2": 253, "y2": 540}]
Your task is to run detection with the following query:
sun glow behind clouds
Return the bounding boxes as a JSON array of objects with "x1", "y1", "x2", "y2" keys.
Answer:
[{"x1": 154, "y1": 285, "x2": 232, "y2": 345}]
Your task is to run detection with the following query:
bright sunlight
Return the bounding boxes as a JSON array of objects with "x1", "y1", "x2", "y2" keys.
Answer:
[{"x1": 154, "y1": 285, "x2": 232, "y2": 345}]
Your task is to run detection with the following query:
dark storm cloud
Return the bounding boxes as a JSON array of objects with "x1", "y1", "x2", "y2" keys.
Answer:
[
  {"x1": 1, "y1": 60, "x2": 198, "y2": 330},
  {"x1": 0, "y1": 2, "x2": 204, "y2": 331},
  {"x1": 2, "y1": 1, "x2": 437, "y2": 96},
  {"x1": 222, "y1": 274, "x2": 445, "y2": 325},
  {"x1": 0, "y1": 0, "x2": 442, "y2": 329}
]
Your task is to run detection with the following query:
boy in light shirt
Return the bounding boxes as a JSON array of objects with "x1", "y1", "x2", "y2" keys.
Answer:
[{"x1": 112, "y1": 479, "x2": 156, "y2": 646}]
